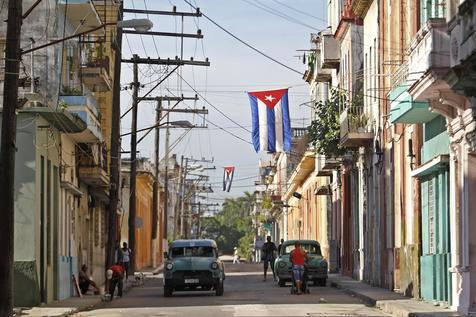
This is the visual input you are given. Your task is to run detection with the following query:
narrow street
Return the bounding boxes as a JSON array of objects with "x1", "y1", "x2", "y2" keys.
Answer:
[{"x1": 81, "y1": 264, "x2": 389, "y2": 317}]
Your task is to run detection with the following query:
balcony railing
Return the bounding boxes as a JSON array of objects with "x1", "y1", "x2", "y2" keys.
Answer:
[
  {"x1": 351, "y1": 0, "x2": 372, "y2": 17},
  {"x1": 391, "y1": 61, "x2": 409, "y2": 91},
  {"x1": 59, "y1": 88, "x2": 102, "y2": 142},
  {"x1": 292, "y1": 127, "x2": 308, "y2": 139},
  {"x1": 81, "y1": 44, "x2": 112, "y2": 92},
  {"x1": 78, "y1": 143, "x2": 109, "y2": 188},
  {"x1": 408, "y1": 18, "x2": 450, "y2": 88},
  {"x1": 340, "y1": 105, "x2": 374, "y2": 147}
]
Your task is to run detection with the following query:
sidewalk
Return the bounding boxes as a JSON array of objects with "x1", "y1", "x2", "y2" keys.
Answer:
[
  {"x1": 328, "y1": 274, "x2": 465, "y2": 317},
  {"x1": 14, "y1": 270, "x2": 152, "y2": 317}
]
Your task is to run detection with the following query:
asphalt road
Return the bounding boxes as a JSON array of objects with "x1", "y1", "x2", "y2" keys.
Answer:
[{"x1": 80, "y1": 263, "x2": 390, "y2": 317}]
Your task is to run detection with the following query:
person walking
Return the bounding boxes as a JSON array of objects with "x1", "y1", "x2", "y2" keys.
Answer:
[
  {"x1": 277, "y1": 238, "x2": 285, "y2": 255},
  {"x1": 122, "y1": 242, "x2": 132, "y2": 279},
  {"x1": 114, "y1": 240, "x2": 124, "y2": 265},
  {"x1": 233, "y1": 247, "x2": 240, "y2": 264},
  {"x1": 262, "y1": 236, "x2": 277, "y2": 281}
]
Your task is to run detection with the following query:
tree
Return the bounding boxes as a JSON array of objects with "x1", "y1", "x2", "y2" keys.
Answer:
[
  {"x1": 200, "y1": 192, "x2": 255, "y2": 257},
  {"x1": 307, "y1": 89, "x2": 346, "y2": 157}
]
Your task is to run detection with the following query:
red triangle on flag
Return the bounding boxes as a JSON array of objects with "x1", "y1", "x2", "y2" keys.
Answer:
[{"x1": 249, "y1": 88, "x2": 287, "y2": 109}]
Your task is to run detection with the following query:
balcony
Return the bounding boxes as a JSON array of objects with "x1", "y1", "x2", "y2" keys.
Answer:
[
  {"x1": 315, "y1": 154, "x2": 341, "y2": 176},
  {"x1": 81, "y1": 44, "x2": 112, "y2": 92},
  {"x1": 339, "y1": 106, "x2": 374, "y2": 147},
  {"x1": 59, "y1": 0, "x2": 102, "y2": 34},
  {"x1": 407, "y1": 19, "x2": 451, "y2": 101},
  {"x1": 446, "y1": 1, "x2": 476, "y2": 94},
  {"x1": 320, "y1": 32, "x2": 340, "y2": 69},
  {"x1": 351, "y1": 0, "x2": 372, "y2": 17},
  {"x1": 78, "y1": 143, "x2": 109, "y2": 188},
  {"x1": 59, "y1": 93, "x2": 102, "y2": 143}
]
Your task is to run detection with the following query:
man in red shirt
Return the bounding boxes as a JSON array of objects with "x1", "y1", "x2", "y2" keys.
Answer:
[
  {"x1": 107, "y1": 263, "x2": 125, "y2": 298},
  {"x1": 290, "y1": 241, "x2": 308, "y2": 294}
]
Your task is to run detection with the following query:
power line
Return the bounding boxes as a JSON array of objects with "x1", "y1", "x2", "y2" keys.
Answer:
[
  {"x1": 271, "y1": 0, "x2": 327, "y2": 23},
  {"x1": 240, "y1": 0, "x2": 324, "y2": 32},
  {"x1": 183, "y1": 0, "x2": 303, "y2": 76},
  {"x1": 175, "y1": 72, "x2": 252, "y2": 134}
]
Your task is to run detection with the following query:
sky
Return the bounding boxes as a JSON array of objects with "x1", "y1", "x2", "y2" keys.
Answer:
[{"x1": 120, "y1": 0, "x2": 327, "y2": 208}]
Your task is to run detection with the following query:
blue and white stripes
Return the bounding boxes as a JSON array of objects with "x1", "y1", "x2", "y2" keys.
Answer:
[{"x1": 248, "y1": 88, "x2": 291, "y2": 153}]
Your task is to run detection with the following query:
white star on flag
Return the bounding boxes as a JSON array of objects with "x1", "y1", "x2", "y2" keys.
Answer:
[{"x1": 264, "y1": 95, "x2": 276, "y2": 102}]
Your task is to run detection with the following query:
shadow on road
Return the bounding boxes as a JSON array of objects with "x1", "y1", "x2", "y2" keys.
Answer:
[{"x1": 99, "y1": 263, "x2": 369, "y2": 309}]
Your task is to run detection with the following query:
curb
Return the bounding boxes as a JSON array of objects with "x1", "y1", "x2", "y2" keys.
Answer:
[
  {"x1": 329, "y1": 279, "x2": 465, "y2": 317},
  {"x1": 329, "y1": 280, "x2": 377, "y2": 307}
]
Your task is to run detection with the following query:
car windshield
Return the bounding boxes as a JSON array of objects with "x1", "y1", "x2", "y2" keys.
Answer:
[
  {"x1": 282, "y1": 243, "x2": 321, "y2": 255},
  {"x1": 170, "y1": 246, "x2": 216, "y2": 258}
]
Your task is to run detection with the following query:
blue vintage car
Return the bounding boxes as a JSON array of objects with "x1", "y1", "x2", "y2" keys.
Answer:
[
  {"x1": 163, "y1": 239, "x2": 225, "y2": 297},
  {"x1": 274, "y1": 239, "x2": 328, "y2": 287}
]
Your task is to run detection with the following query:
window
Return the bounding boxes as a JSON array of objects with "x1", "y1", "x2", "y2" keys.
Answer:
[
  {"x1": 170, "y1": 246, "x2": 217, "y2": 258},
  {"x1": 283, "y1": 243, "x2": 322, "y2": 255}
]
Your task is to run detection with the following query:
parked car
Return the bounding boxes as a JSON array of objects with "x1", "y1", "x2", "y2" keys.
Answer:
[
  {"x1": 274, "y1": 239, "x2": 328, "y2": 287},
  {"x1": 163, "y1": 239, "x2": 225, "y2": 297}
]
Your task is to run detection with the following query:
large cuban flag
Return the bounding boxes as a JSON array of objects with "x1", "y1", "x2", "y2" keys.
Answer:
[{"x1": 247, "y1": 88, "x2": 292, "y2": 153}]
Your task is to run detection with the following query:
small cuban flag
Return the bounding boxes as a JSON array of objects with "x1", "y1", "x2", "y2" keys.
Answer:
[
  {"x1": 223, "y1": 166, "x2": 235, "y2": 192},
  {"x1": 247, "y1": 88, "x2": 292, "y2": 153}
]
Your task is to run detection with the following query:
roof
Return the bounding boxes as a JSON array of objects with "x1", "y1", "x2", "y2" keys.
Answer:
[
  {"x1": 282, "y1": 239, "x2": 320, "y2": 247},
  {"x1": 170, "y1": 239, "x2": 217, "y2": 248}
]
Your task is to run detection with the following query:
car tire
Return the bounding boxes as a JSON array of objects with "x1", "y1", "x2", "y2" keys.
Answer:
[
  {"x1": 318, "y1": 278, "x2": 326, "y2": 287},
  {"x1": 215, "y1": 281, "x2": 224, "y2": 296},
  {"x1": 164, "y1": 286, "x2": 173, "y2": 297},
  {"x1": 278, "y1": 279, "x2": 286, "y2": 287}
]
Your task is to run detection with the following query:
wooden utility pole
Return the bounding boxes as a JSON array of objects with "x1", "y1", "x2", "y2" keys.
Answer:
[
  {"x1": 179, "y1": 157, "x2": 189, "y2": 238},
  {"x1": 128, "y1": 55, "x2": 139, "y2": 275},
  {"x1": 174, "y1": 155, "x2": 184, "y2": 240},
  {"x1": 151, "y1": 100, "x2": 161, "y2": 247},
  {"x1": 0, "y1": 1, "x2": 22, "y2": 315},
  {"x1": 163, "y1": 111, "x2": 170, "y2": 244},
  {"x1": 107, "y1": 2, "x2": 123, "y2": 270}
]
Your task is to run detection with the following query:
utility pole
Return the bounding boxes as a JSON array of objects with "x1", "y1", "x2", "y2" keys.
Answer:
[
  {"x1": 197, "y1": 201, "x2": 201, "y2": 239},
  {"x1": 128, "y1": 55, "x2": 139, "y2": 275},
  {"x1": 180, "y1": 157, "x2": 189, "y2": 238},
  {"x1": 0, "y1": 0, "x2": 22, "y2": 315},
  {"x1": 174, "y1": 155, "x2": 184, "y2": 239},
  {"x1": 107, "y1": 1, "x2": 123, "y2": 270},
  {"x1": 151, "y1": 99, "x2": 161, "y2": 266},
  {"x1": 163, "y1": 110, "x2": 170, "y2": 246}
]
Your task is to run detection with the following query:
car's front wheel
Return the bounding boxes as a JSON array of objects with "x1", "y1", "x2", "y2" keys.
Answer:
[
  {"x1": 215, "y1": 281, "x2": 224, "y2": 296},
  {"x1": 164, "y1": 286, "x2": 173, "y2": 297}
]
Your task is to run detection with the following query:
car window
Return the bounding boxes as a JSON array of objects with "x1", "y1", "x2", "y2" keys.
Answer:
[
  {"x1": 283, "y1": 244, "x2": 321, "y2": 255},
  {"x1": 170, "y1": 246, "x2": 217, "y2": 258}
]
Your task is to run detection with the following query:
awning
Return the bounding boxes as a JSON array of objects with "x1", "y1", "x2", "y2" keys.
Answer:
[
  {"x1": 411, "y1": 154, "x2": 449, "y2": 178},
  {"x1": 60, "y1": 181, "x2": 83, "y2": 197}
]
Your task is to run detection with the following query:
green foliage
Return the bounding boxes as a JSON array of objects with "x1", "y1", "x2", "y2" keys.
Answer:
[
  {"x1": 61, "y1": 85, "x2": 82, "y2": 96},
  {"x1": 308, "y1": 89, "x2": 346, "y2": 157},
  {"x1": 200, "y1": 192, "x2": 255, "y2": 257}
]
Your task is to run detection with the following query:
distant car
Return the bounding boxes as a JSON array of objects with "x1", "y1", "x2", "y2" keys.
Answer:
[
  {"x1": 274, "y1": 239, "x2": 328, "y2": 287},
  {"x1": 163, "y1": 239, "x2": 225, "y2": 297}
]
